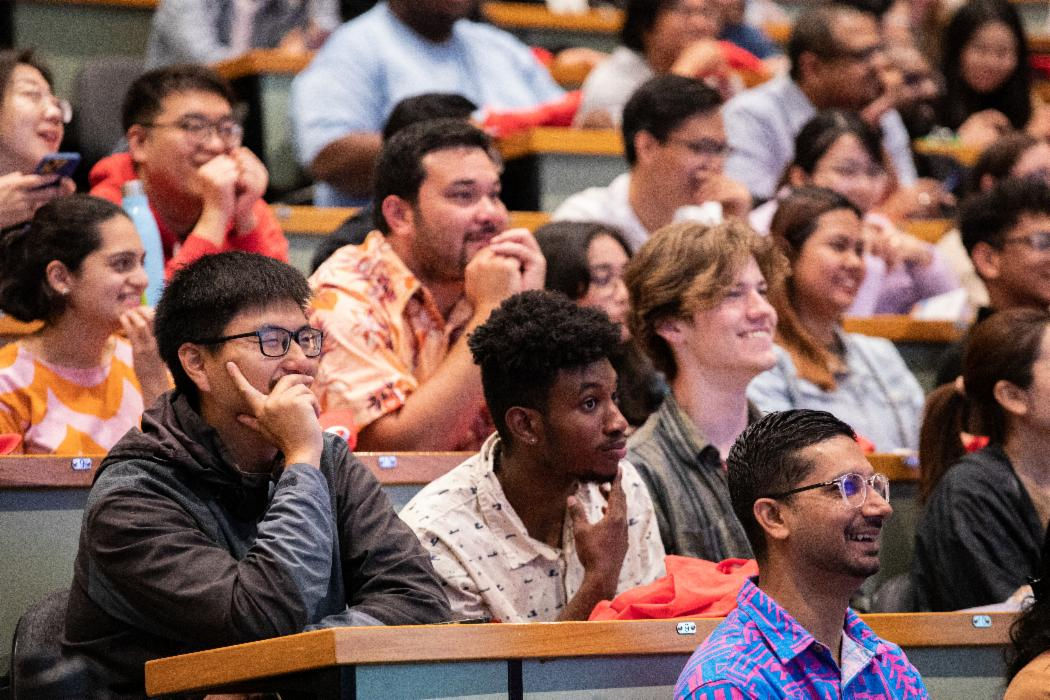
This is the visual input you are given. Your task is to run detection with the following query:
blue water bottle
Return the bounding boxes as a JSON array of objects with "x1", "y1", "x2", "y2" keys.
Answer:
[{"x1": 121, "y1": 180, "x2": 165, "y2": 306}]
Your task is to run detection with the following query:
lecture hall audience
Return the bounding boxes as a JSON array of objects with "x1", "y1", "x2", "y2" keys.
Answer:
[
  {"x1": 0, "y1": 195, "x2": 169, "y2": 454},
  {"x1": 88, "y1": 64, "x2": 289, "y2": 278},
  {"x1": 14, "y1": 0, "x2": 1050, "y2": 691},
  {"x1": 0, "y1": 49, "x2": 75, "y2": 230},
  {"x1": 1004, "y1": 527, "x2": 1050, "y2": 698},
  {"x1": 748, "y1": 186, "x2": 925, "y2": 452},
  {"x1": 399, "y1": 290, "x2": 665, "y2": 622},
  {"x1": 625, "y1": 219, "x2": 786, "y2": 561},
  {"x1": 914, "y1": 308, "x2": 1050, "y2": 611}
]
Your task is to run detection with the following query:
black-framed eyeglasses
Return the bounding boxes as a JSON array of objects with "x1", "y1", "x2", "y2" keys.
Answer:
[
  {"x1": 832, "y1": 43, "x2": 884, "y2": 63},
  {"x1": 765, "y1": 472, "x2": 890, "y2": 509},
  {"x1": 1003, "y1": 231, "x2": 1050, "y2": 253},
  {"x1": 666, "y1": 137, "x2": 730, "y2": 158},
  {"x1": 192, "y1": 325, "x2": 324, "y2": 358},
  {"x1": 141, "y1": 116, "x2": 244, "y2": 147}
]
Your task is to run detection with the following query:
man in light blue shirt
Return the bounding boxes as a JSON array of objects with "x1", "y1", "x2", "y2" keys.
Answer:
[
  {"x1": 291, "y1": 0, "x2": 564, "y2": 206},
  {"x1": 723, "y1": 4, "x2": 917, "y2": 202}
]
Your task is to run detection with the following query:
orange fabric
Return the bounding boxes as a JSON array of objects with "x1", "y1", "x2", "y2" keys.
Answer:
[{"x1": 589, "y1": 556, "x2": 758, "y2": 621}]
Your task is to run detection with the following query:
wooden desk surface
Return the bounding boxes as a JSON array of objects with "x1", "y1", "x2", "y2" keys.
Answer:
[
  {"x1": 842, "y1": 315, "x2": 963, "y2": 344},
  {"x1": 0, "y1": 452, "x2": 471, "y2": 489},
  {"x1": 0, "y1": 452, "x2": 916, "y2": 489},
  {"x1": 912, "y1": 139, "x2": 980, "y2": 167},
  {"x1": 902, "y1": 218, "x2": 952, "y2": 244},
  {"x1": 0, "y1": 316, "x2": 42, "y2": 338},
  {"x1": 212, "y1": 49, "x2": 310, "y2": 81},
  {"x1": 272, "y1": 204, "x2": 552, "y2": 235},
  {"x1": 482, "y1": 2, "x2": 622, "y2": 33},
  {"x1": 145, "y1": 611, "x2": 1013, "y2": 695},
  {"x1": 497, "y1": 126, "x2": 623, "y2": 160}
]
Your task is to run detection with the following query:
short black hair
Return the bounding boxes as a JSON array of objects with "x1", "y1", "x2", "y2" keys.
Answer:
[
  {"x1": 622, "y1": 75, "x2": 722, "y2": 166},
  {"x1": 0, "y1": 49, "x2": 54, "y2": 99},
  {"x1": 467, "y1": 290, "x2": 623, "y2": 447},
  {"x1": 959, "y1": 178, "x2": 1050, "y2": 256},
  {"x1": 534, "y1": 221, "x2": 632, "y2": 301},
  {"x1": 372, "y1": 118, "x2": 499, "y2": 233},
  {"x1": 0, "y1": 195, "x2": 127, "y2": 323},
  {"x1": 728, "y1": 409, "x2": 857, "y2": 558},
  {"x1": 154, "y1": 252, "x2": 312, "y2": 403},
  {"x1": 122, "y1": 64, "x2": 236, "y2": 132},
  {"x1": 620, "y1": 0, "x2": 679, "y2": 52},
  {"x1": 381, "y1": 93, "x2": 478, "y2": 141},
  {"x1": 788, "y1": 5, "x2": 855, "y2": 82},
  {"x1": 789, "y1": 110, "x2": 883, "y2": 180},
  {"x1": 966, "y1": 132, "x2": 1039, "y2": 196}
]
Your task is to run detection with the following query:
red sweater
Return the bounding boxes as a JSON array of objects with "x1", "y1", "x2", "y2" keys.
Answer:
[{"x1": 89, "y1": 153, "x2": 289, "y2": 278}]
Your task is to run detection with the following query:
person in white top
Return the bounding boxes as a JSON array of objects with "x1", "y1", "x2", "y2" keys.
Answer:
[
  {"x1": 554, "y1": 75, "x2": 750, "y2": 253},
  {"x1": 399, "y1": 291, "x2": 666, "y2": 622}
]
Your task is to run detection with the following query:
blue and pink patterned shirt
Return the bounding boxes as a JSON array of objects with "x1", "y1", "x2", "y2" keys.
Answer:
[{"x1": 674, "y1": 578, "x2": 929, "y2": 699}]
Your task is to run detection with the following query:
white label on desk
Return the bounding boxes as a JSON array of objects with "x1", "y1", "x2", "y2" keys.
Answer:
[{"x1": 676, "y1": 621, "x2": 697, "y2": 635}]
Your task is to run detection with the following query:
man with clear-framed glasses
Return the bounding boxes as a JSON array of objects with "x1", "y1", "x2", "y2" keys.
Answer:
[
  {"x1": 674, "y1": 409, "x2": 929, "y2": 699},
  {"x1": 89, "y1": 64, "x2": 288, "y2": 280},
  {"x1": 64, "y1": 251, "x2": 450, "y2": 696}
]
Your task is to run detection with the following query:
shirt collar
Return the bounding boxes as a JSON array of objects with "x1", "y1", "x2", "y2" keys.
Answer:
[
  {"x1": 735, "y1": 577, "x2": 883, "y2": 669},
  {"x1": 473, "y1": 434, "x2": 565, "y2": 570}
]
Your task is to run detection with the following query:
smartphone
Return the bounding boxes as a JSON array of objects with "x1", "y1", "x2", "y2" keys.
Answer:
[{"x1": 32, "y1": 152, "x2": 80, "y2": 187}]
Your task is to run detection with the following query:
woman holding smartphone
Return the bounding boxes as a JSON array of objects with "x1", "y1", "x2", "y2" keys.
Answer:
[{"x1": 0, "y1": 49, "x2": 76, "y2": 230}]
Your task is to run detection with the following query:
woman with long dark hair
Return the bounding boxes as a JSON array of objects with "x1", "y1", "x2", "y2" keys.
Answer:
[
  {"x1": 747, "y1": 186, "x2": 925, "y2": 452},
  {"x1": 0, "y1": 195, "x2": 169, "y2": 453},
  {"x1": 938, "y1": 0, "x2": 1045, "y2": 146},
  {"x1": 913, "y1": 308, "x2": 1050, "y2": 611}
]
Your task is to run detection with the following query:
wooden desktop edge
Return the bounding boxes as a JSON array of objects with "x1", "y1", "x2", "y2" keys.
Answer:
[
  {"x1": 145, "y1": 612, "x2": 1014, "y2": 695},
  {"x1": 0, "y1": 452, "x2": 920, "y2": 490}
]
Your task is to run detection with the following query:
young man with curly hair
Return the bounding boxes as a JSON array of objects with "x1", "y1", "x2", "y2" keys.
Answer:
[{"x1": 399, "y1": 290, "x2": 666, "y2": 622}]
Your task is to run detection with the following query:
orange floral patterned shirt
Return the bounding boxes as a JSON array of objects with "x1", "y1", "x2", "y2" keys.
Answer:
[{"x1": 308, "y1": 232, "x2": 492, "y2": 450}]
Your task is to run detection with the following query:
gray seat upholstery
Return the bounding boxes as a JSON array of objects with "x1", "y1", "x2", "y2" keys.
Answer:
[{"x1": 9, "y1": 589, "x2": 88, "y2": 699}]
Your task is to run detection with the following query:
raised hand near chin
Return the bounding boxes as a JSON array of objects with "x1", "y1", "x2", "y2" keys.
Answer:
[{"x1": 226, "y1": 361, "x2": 322, "y2": 468}]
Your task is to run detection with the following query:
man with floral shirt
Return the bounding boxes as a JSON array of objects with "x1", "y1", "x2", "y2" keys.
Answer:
[
  {"x1": 308, "y1": 119, "x2": 545, "y2": 451},
  {"x1": 675, "y1": 409, "x2": 929, "y2": 699}
]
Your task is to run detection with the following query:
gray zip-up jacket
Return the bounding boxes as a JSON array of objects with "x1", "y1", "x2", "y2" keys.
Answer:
[{"x1": 63, "y1": 391, "x2": 450, "y2": 696}]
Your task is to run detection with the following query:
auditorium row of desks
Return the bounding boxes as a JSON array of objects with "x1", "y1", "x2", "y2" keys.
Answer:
[
  {"x1": 1, "y1": 451, "x2": 919, "y2": 679},
  {"x1": 0, "y1": 452, "x2": 1001, "y2": 698},
  {"x1": 143, "y1": 613, "x2": 1012, "y2": 698}
]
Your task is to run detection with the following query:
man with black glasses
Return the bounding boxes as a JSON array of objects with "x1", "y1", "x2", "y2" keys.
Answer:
[
  {"x1": 64, "y1": 252, "x2": 450, "y2": 696},
  {"x1": 90, "y1": 64, "x2": 288, "y2": 278},
  {"x1": 674, "y1": 409, "x2": 929, "y2": 699}
]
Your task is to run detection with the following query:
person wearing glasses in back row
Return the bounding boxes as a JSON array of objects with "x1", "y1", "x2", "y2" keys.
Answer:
[
  {"x1": 61, "y1": 252, "x2": 450, "y2": 697},
  {"x1": 935, "y1": 178, "x2": 1050, "y2": 386},
  {"x1": 552, "y1": 75, "x2": 750, "y2": 253},
  {"x1": 89, "y1": 64, "x2": 287, "y2": 279},
  {"x1": 674, "y1": 409, "x2": 930, "y2": 699}
]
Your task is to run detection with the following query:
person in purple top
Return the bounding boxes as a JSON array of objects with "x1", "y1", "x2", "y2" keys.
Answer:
[{"x1": 674, "y1": 409, "x2": 929, "y2": 699}]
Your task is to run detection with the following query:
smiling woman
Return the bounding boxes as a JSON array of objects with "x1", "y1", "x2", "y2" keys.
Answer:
[
  {"x1": 746, "y1": 186, "x2": 926, "y2": 452},
  {"x1": 0, "y1": 49, "x2": 76, "y2": 230},
  {"x1": 0, "y1": 195, "x2": 170, "y2": 454}
]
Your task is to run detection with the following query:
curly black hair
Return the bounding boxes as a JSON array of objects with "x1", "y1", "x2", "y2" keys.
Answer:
[{"x1": 468, "y1": 290, "x2": 622, "y2": 446}]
